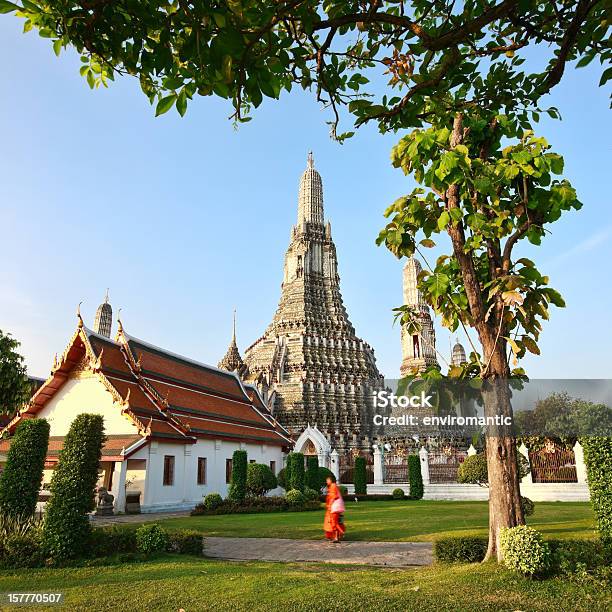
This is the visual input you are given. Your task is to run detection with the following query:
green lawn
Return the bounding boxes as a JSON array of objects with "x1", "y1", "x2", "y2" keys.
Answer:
[
  {"x1": 158, "y1": 500, "x2": 596, "y2": 542},
  {"x1": 1, "y1": 555, "x2": 609, "y2": 612}
]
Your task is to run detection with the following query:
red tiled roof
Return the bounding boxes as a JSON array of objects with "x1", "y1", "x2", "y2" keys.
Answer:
[
  {"x1": 0, "y1": 434, "x2": 142, "y2": 459},
  {"x1": 0, "y1": 325, "x2": 290, "y2": 450}
]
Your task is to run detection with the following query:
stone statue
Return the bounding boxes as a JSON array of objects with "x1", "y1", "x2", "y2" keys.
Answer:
[{"x1": 95, "y1": 486, "x2": 115, "y2": 516}]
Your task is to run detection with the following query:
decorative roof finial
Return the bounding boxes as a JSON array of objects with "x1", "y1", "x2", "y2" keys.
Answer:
[
  {"x1": 76, "y1": 302, "x2": 84, "y2": 328},
  {"x1": 116, "y1": 308, "x2": 124, "y2": 336},
  {"x1": 232, "y1": 308, "x2": 237, "y2": 344},
  {"x1": 105, "y1": 288, "x2": 110, "y2": 303},
  {"x1": 307, "y1": 151, "x2": 314, "y2": 168}
]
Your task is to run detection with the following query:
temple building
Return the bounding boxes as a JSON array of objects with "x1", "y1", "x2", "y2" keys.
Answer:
[
  {"x1": 0, "y1": 298, "x2": 291, "y2": 513},
  {"x1": 220, "y1": 154, "x2": 384, "y2": 457}
]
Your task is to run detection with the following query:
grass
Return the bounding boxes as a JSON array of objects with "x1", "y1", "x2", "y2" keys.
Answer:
[
  {"x1": 158, "y1": 500, "x2": 597, "y2": 542},
  {"x1": 1, "y1": 555, "x2": 610, "y2": 611}
]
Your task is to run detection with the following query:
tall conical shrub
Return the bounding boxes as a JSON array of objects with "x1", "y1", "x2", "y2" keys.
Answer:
[
  {"x1": 354, "y1": 456, "x2": 368, "y2": 495},
  {"x1": 408, "y1": 454, "x2": 424, "y2": 500},
  {"x1": 287, "y1": 452, "x2": 305, "y2": 492},
  {"x1": 0, "y1": 418, "x2": 50, "y2": 518},
  {"x1": 42, "y1": 414, "x2": 105, "y2": 560},
  {"x1": 305, "y1": 456, "x2": 319, "y2": 491},
  {"x1": 228, "y1": 449, "x2": 247, "y2": 503}
]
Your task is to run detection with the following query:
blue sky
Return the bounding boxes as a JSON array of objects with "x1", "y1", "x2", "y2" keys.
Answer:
[{"x1": 0, "y1": 18, "x2": 610, "y2": 380}]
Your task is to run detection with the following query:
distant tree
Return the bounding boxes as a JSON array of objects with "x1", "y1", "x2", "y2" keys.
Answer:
[
  {"x1": 0, "y1": 418, "x2": 50, "y2": 518},
  {"x1": 42, "y1": 414, "x2": 105, "y2": 560},
  {"x1": 0, "y1": 330, "x2": 31, "y2": 416}
]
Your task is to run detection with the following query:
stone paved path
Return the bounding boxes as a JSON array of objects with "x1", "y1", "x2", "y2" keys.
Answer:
[
  {"x1": 91, "y1": 511, "x2": 190, "y2": 526},
  {"x1": 203, "y1": 537, "x2": 433, "y2": 567}
]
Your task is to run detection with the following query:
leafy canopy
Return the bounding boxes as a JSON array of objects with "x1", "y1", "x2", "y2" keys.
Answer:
[
  {"x1": 1, "y1": 1, "x2": 609, "y2": 135},
  {"x1": 0, "y1": 329, "x2": 32, "y2": 416},
  {"x1": 379, "y1": 115, "x2": 581, "y2": 378}
]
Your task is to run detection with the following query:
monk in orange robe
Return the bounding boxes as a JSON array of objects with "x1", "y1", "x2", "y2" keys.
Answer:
[{"x1": 324, "y1": 475, "x2": 346, "y2": 542}]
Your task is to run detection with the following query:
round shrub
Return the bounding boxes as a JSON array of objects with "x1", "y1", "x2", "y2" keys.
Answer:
[
  {"x1": 246, "y1": 463, "x2": 277, "y2": 497},
  {"x1": 203, "y1": 493, "x2": 223, "y2": 510},
  {"x1": 285, "y1": 489, "x2": 305, "y2": 507},
  {"x1": 392, "y1": 488, "x2": 405, "y2": 500},
  {"x1": 500, "y1": 525, "x2": 550, "y2": 576},
  {"x1": 0, "y1": 418, "x2": 50, "y2": 519},
  {"x1": 338, "y1": 485, "x2": 348, "y2": 497},
  {"x1": 520, "y1": 496, "x2": 535, "y2": 517},
  {"x1": 135, "y1": 524, "x2": 169, "y2": 554},
  {"x1": 457, "y1": 454, "x2": 488, "y2": 485},
  {"x1": 303, "y1": 487, "x2": 319, "y2": 501}
]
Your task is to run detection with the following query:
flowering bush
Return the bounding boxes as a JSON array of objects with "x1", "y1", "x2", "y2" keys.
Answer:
[
  {"x1": 285, "y1": 489, "x2": 305, "y2": 506},
  {"x1": 135, "y1": 524, "x2": 169, "y2": 554},
  {"x1": 500, "y1": 525, "x2": 550, "y2": 576},
  {"x1": 203, "y1": 493, "x2": 223, "y2": 510}
]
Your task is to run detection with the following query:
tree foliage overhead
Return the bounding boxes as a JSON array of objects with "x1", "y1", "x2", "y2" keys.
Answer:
[
  {"x1": 0, "y1": 329, "x2": 31, "y2": 416},
  {"x1": 2, "y1": 1, "x2": 609, "y2": 134}
]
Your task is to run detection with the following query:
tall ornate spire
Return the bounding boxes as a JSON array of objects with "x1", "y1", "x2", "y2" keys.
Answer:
[
  {"x1": 298, "y1": 151, "x2": 324, "y2": 226},
  {"x1": 93, "y1": 290, "x2": 112, "y2": 338},
  {"x1": 218, "y1": 309, "x2": 245, "y2": 373},
  {"x1": 451, "y1": 337, "x2": 467, "y2": 366},
  {"x1": 400, "y1": 258, "x2": 438, "y2": 375}
]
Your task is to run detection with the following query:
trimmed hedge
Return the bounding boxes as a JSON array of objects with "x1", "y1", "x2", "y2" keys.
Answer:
[
  {"x1": 392, "y1": 488, "x2": 405, "y2": 500},
  {"x1": 434, "y1": 537, "x2": 488, "y2": 563},
  {"x1": 305, "y1": 456, "x2": 319, "y2": 491},
  {"x1": 246, "y1": 463, "x2": 277, "y2": 497},
  {"x1": 203, "y1": 493, "x2": 223, "y2": 510},
  {"x1": 191, "y1": 495, "x2": 320, "y2": 515},
  {"x1": 457, "y1": 453, "x2": 488, "y2": 485},
  {"x1": 580, "y1": 437, "x2": 612, "y2": 545},
  {"x1": 228, "y1": 450, "x2": 247, "y2": 503},
  {"x1": 0, "y1": 418, "x2": 50, "y2": 518},
  {"x1": 277, "y1": 467, "x2": 287, "y2": 490},
  {"x1": 317, "y1": 467, "x2": 334, "y2": 490},
  {"x1": 42, "y1": 414, "x2": 105, "y2": 561},
  {"x1": 286, "y1": 452, "x2": 305, "y2": 492},
  {"x1": 408, "y1": 454, "x2": 424, "y2": 500},
  {"x1": 354, "y1": 457, "x2": 367, "y2": 495}
]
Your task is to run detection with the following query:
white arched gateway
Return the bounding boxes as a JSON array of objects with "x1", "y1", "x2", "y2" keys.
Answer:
[{"x1": 293, "y1": 425, "x2": 332, "y2": 468}]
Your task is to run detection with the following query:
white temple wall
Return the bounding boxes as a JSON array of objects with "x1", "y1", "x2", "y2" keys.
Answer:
[{"x1": 132, "y1": 438, "x2": 286, "y2": 513}]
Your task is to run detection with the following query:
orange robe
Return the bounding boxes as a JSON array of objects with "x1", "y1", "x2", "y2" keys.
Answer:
[{"x1": 324, "y1": 482, "x2": 346, "y2": 540}]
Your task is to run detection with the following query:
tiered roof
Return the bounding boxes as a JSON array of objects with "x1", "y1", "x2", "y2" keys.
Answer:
[{"x1": 0, "y1": 315, "x2": 291, "y2": 457}]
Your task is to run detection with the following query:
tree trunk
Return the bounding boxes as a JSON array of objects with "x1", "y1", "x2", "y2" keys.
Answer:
[
  {"x1": 445, "y1": 111, "x2": 524, "y2": 561},
  {"x1": 480, "y1": 342, "x2": 525, "y2": 562}
]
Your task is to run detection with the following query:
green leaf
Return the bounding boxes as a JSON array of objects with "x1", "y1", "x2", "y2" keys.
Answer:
[
  {"x1": 155, "y1": 94, "x2": 177, "y2": 116},
  {"x1": 522, "y1": 336, "x2": 540, "y2": 355},
  {"x1": 419, "y1": 238, "x2": 436, "y2": 248},
  {"x1": 176, "y1": 90, "x2": 187, "y2": 117},
  {"x1": 437, "y1": 210, "x2": 450, "y2": 230},
  {"x1": 0, "y1": 0, "x2": 19, "y2": 13},
  {"x1": 599, "y1": 66, "x2": 612, "y2": 87},
  {"x1": 53, "y1": 39, "x2": 62, "y2": 57}
]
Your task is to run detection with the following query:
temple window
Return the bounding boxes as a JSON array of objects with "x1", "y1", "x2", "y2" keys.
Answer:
[{"x1": 162, "y1": 455, "x2": 175, "y2": 486}]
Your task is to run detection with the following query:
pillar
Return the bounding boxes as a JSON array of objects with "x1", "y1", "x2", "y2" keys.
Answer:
[
  {"x1": 574, "y1": 441, "x2": 588, "y2": 485},
  {"x1": 330, "y1": 449, "x2": 340, "y2": 482},
  {"x1": 518, "y1": 442, "x2": 532, "y2": 484},
  {"x1": 467, "y1": 444, "x2": 477, "y2": 456},
  {"x1": 112, "y1": 460, "x2": 128, "y2": 513},
  {"x1": 419, "y1": 446, "x2": 430, "y2": 485},
  {"x1": 373, "y1": 445, "x2": 383, "y2": 485}
]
